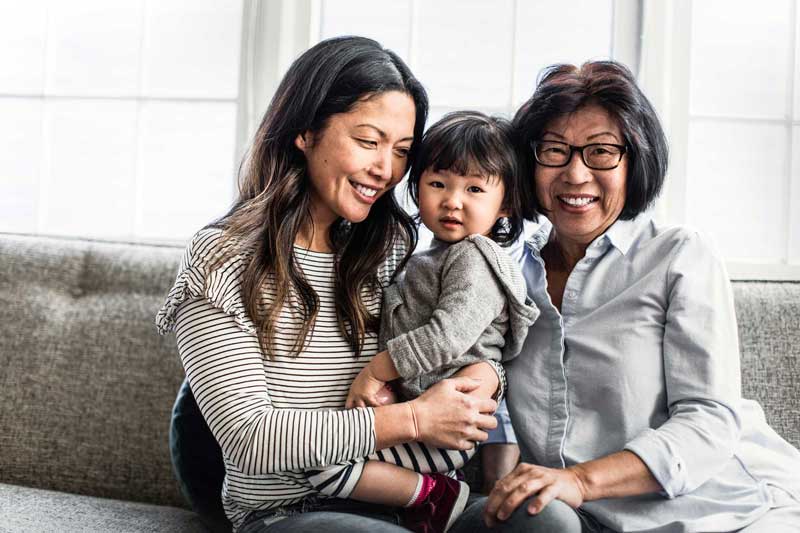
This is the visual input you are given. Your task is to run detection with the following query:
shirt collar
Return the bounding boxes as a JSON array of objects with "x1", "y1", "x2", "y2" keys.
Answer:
[{"x1": 525, "y1": 215, "x2": 648, "y2": 257}]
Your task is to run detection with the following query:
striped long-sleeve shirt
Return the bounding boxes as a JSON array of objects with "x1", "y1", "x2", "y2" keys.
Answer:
[{"x1": 156, "y1": 228, "x2": 405, "y2": 530}]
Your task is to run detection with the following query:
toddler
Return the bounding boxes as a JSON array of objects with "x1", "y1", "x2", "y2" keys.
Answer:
[{"x1": 306, "y1": 111, "x2": 539, "y2": 533}]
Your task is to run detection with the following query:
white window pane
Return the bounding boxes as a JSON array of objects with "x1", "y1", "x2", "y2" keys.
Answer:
[
  {"x1": 0, "y1": 98, "x2": 43, "y2": 232},
  {"x1": 42, "y1": 100, "x2": 138, "y2": 237},
  {"x1": 790, "y1": 126, "x2": 800, "y2": 263},
  {"x1": 795, "y1": 6, "x2": 800, "y2": 121},
  {"x1": 45, "y1": 0, "x2": 143, "y2": 97},
  {"x1": 685, "y1": 120, "x2": 788, "y2": 262},
  {"x1": 0, "y1": 0, "x2": 47, "y2": 94},
  {"x1": 321, "y1": 0, "x2": 411, "y2": 61},
  {"x1": 136, "y1": 101, "x2": 236, "y2": 241},
  {"x1": 415, "y1": 0, "x2": 514, "y2": 108},
  {"x1": 142, "y1": 0, "x2": 243, "y2": 99},
  {"x1": 514, "y1": 0, "x2": 613, "y2": 107},
  {"x1": 690, "y1": 0, "x2": 791, "y2": 118}
]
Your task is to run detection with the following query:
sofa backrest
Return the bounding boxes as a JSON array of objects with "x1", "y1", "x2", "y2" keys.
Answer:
[
  {"x1": 1, "y1": 233, "x2": 798, "y2": 506},
  {"x1": 0, "y1": 233, "x2": 186, "y2": 507}
]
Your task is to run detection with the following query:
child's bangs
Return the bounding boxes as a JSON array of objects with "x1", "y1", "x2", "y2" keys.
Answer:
[{"x1": 427, "y1": 131, "x2": 509, "y2": 183}]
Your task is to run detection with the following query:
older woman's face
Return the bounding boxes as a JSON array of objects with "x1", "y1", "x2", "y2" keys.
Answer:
[{"x1": 534, "y1": 104, "x2": 627, "y2": 247}]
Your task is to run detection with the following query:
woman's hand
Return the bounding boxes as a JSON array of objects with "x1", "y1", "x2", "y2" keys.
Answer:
[
  {"x1": 410, "y1": 376, "x2": 498, "y2": 450},
  {"x1": 346, "y1": 366, "x2": 388, "y2": 408},
  {"x1": 482, "y1": 463, "x2": 586, "y2": 527}
]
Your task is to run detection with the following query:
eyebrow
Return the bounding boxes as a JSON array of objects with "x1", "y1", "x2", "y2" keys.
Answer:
[
  {"x1": 355, "y1": 123, "x2": 414, "y2": 143},
  {"x1": 542, "y1": 130, "x2": 621, "y2": 142}
]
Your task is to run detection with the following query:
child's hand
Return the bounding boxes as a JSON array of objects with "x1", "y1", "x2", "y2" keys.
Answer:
[{"x1": 346, "y1": 366, "x2": 388, "y2": 408}]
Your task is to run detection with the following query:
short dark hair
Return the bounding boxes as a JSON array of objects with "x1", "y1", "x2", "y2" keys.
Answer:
[
  {"x1": 512, "y1": 61, "x2": 669, "y2": 221},
  {"x1": 407, "y1": 111, "x2": 525, "y2": 245}
]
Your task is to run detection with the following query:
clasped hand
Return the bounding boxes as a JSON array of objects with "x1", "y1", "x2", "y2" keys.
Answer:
[{"x1": 482, "y1": 462, "x2": 587, "y2": 526}]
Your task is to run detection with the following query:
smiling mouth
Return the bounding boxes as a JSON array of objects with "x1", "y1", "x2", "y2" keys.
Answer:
[
  {"x1": 558, "y1": 195, "x2": 598, "y2": 207},
  {"x1": 350, "y1": 180, "x2": 379, "y2": 198}
]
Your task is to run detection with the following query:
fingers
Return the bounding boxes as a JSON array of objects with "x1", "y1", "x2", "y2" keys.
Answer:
[
  {"x1": 483, "y1": 464, "x2": 548, "y2": 524},
  {"x1": 528, "y1": 484, "x2": 558, "y2": 515},
  {"x1": 476, "y1": 412, "x2": 498, "y2": 431},
  {"x1": 475, "y1": 397, "x2": 498, "y2": 415},
  {"x1": 448, "y1": 376, "x2": 482, "y2": 394}
]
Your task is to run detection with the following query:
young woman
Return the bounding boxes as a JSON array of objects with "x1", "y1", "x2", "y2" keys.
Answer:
[{"x1": 156, "y1": 36, "x2": 499, "y2": 533}]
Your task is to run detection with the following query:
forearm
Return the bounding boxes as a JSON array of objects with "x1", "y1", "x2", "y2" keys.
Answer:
[
  {"x1": 568, "y1": 450, "x2": 662, "y2": 501},
  {"x1": 368, "y1": 350, "x2": 400, "y2": 382},
  {"x1": 373, "y1": 401, "x2": 417, "y2": 450}
]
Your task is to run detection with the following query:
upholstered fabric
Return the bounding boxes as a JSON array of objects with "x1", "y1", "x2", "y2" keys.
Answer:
[
  {"x1": 0, "y1": 482, "x2": 206, "y2": 532},
  {"x1": 734, "y1": 281, "x2": 800, "y2": 448},
  {"x1": 0, "y1": 232, "x2": 798, "y2": 530},
  {"x1": 0, "y1": 234, "x2": 185, "y2": 506}
]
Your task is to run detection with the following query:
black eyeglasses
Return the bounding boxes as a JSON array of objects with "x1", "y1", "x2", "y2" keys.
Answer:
[{"x1": 532, "y1": 140, "x2": 627, "y2": 170}]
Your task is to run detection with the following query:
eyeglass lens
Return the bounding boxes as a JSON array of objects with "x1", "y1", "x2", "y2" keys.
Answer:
[{"x1": 535, "y1": 141, "x2": 623, "y2": 170}]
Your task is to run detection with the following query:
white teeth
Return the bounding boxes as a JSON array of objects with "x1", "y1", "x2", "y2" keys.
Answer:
[
  {"x1": 353, "y1": 182, "x2": 378, "y2": 197},
  {"x1": 561, "y1": 196, "x2": 594, "y2": 206}
]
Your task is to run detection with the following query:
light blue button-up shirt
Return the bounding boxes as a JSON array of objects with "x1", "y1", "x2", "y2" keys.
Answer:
[{"x1": 507, "y1": 215, "x2": 800, "y2": 532}]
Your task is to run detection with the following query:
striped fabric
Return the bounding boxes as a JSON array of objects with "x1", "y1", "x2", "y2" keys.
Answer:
[{"x1": 157, "y1": 228, "x2": 463, "y2": 530}]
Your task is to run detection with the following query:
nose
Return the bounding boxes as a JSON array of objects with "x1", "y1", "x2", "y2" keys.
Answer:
[
  {"x1": 561, "y1": 148, "x2": 592, "y2": 185},
  {"x1": 441, "y1": 191, "x2": 462, "y2": 210},
  {"x1": 369, "y1": 147, "x2": 394, "y2": 182}
]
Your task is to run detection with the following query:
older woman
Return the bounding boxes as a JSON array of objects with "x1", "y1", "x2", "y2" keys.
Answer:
[{"x1": 452, "y1": 61, "x2": 800, "y2": 532}]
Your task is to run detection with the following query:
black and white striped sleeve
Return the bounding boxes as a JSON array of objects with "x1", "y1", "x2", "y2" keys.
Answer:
[{"x1": 173, "y1": 296, "x2": 377, "y2": 475}]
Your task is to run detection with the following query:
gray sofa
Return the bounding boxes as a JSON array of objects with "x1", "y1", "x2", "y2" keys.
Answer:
[{"x1": 1, "y1": 232, "x2": 799, "y2": 532}]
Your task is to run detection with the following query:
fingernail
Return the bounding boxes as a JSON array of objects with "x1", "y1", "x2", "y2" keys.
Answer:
[{"x1": 497, "y1": 512, "x2": 507, "y2": 520}]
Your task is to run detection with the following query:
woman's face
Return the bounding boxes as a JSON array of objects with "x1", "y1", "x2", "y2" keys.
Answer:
[
  {"x1": 534, "y1": 104, "x2": 627, "y2": 247},
  {"x1": 296, "y1": 90, "x2": 416, "y2": 229}
]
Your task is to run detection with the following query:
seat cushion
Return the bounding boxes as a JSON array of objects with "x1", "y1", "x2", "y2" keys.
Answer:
[{"x1": 0, "y1": 482, "x2": 208, "y2": 533}]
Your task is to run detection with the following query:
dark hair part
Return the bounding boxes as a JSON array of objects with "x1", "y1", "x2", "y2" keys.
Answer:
[
  {"x1": 212, "y1": 36, "x2": 428, "y2": 358},
  {"x1": 512, "y1": 61, "x2": 668, "y2": 221},
  {"x1": 407, "y1": 111, "x2": 524, "y2": 245}
]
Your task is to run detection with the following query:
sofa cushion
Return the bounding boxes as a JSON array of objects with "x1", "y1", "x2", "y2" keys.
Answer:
[
  {"x1": 734, "y1": 281, "x2": 800, "y2": 448},
  {"x1": 0, "y1": 482, "x2": 208, "y2": 533},
  {"x1": 171, "y1": 378, "x2": 230, "y2": 533},
  {"x1": 0, "y1": 234, "x2": 186, "y2": 507}
]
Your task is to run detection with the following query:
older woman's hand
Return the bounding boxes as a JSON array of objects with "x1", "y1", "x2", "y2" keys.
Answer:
[
  {"x1": 482, "y1": 462, "x2": 586, "y2": 526},
  {"x1": 410, "y1": 376, "x2": 498, "y2": 450}
]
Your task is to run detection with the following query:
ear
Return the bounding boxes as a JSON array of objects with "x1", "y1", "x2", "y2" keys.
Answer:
[
  {"x1": 497, "y1": 207, "x2": 510, "y2": 219},
  {"x1": 294, "y1": 131, "x2": 312, "y2": 153}
]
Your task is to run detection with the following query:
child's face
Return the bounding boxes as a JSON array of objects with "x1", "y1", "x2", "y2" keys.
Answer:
[{"x1": 417, "y1": 168, "x2": 507, "y2": 243}]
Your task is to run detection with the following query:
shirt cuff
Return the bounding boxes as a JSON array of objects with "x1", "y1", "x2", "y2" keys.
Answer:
[
  {"x1": 483, "y1": 399, "x2": 517, "y2": 445},
  {"x1": 624, "y1": 428, "x2": 688, "y2": 498}
]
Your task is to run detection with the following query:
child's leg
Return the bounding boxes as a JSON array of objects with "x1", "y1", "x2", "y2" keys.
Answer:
[
  {"x1": 349, "y1": 461, "x2": 420, "y2": 506},
  {"x1": 453, "y1": 360, "x2": 501, "y2": 400}
]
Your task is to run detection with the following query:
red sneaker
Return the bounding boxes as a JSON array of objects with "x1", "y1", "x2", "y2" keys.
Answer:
[{"x1": 402, "y1": 473, "x2": 470, "y2": 533}]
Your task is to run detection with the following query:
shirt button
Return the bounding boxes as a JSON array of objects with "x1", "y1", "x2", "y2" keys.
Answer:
[{"x1": 566, "y1": 290, "x2": 578, "y2": 300}]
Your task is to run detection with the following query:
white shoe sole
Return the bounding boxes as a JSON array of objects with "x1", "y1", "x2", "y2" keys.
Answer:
[{"x1": 444, "y1": 480, "x2": 470, "y2": 532}]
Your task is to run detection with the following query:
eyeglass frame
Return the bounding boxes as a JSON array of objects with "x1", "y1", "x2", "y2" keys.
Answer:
[{"x1": 531, "y1": 140, "x2": 628, "y2": 171}]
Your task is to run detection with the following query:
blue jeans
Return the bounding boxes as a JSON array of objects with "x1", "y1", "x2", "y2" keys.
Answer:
[
  {"x1": 449, "y1": 495, "x2": 590, "y2": 533},
  {"x1": 237, "y1": 496, "x2": 409, "y2": 533}
]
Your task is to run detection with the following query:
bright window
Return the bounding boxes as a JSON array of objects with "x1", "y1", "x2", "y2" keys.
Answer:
[{"x1": 0, "y1": 0, "x2": 243, "y2": 242}]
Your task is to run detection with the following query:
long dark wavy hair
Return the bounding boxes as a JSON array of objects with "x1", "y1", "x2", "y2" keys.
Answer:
[{"x1": 212, "y1": 36, "x2": 428, "y2": 358}]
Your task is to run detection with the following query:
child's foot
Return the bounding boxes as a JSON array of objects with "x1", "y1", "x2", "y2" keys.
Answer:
[{"x1": 402, "y1": 473, "x2": 470, "y2": 533}]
